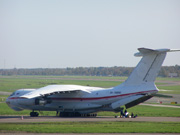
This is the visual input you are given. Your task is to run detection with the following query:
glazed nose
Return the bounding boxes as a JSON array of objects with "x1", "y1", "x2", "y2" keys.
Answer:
[
  {"x1": 6, "y1": 98, "x2": 12, "y2": 107},
  {"x1": 6, "y1": 98, "x2": 10, "y2": 104}
]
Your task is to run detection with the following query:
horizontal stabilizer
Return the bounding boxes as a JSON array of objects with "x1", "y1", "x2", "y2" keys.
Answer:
[{"x1": 135, "y1": 48, "x2": 180, "y2": 57}]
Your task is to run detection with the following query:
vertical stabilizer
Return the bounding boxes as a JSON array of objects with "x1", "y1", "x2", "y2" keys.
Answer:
[{"x1": 123, "y1": 48, "x2": 178, "y2": 86}]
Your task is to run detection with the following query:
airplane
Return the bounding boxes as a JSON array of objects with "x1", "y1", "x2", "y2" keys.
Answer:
[{"x1": 6, "y1": 48, "x2": 180, "y2": 117}]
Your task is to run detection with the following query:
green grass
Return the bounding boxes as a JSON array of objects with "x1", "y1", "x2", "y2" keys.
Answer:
[
  {"x1": 0, "y1": 95, "x2": 8, "y2": 98},
  {"x1": 156, "y1": 77, "x2": 180, "y2": 81},
  {"x1": 158, "y1": 85, "x2": 180, "y2": 94},
  {"x1": 158, "y1": 85, "x2": 180, "y2": 91},
  {"x1": 128, "y1": 105, "x2": 180, "y2": 117},
  {"x1": 0, "y1": 76, "x2": 122, "y2": 92},
  {"x1": 153, "y1": 93, "x2": 173, "y2": 98},
  {"x1": 0, "y1": 121, "x2": 180, "y2": 133},
  {"x1": 144, "y1": 102, "x2": 180, "y2": 106},
  {"x1": 0, "y1": 75, "x2": 180, "y2": 93}
]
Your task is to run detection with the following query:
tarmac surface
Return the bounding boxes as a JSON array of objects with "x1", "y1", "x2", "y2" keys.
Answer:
[{"x1": 0, "y1": 116, "x2": 180, "y2": 123}]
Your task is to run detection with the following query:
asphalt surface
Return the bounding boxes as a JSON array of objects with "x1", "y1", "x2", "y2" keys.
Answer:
[{"x1": 0, "y1": 116, "x2": 180, "y2": 123}]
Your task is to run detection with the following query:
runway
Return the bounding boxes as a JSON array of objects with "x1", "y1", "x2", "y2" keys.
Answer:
[{"x1": 0, "y1": 116, "x2": 180, "y2": 123}]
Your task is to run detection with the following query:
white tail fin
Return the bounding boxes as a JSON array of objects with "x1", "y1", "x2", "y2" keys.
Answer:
[{"x1": 123, "y1": 48, "x2": 180, "y2": 86}]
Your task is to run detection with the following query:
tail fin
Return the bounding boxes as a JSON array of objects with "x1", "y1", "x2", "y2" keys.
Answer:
[{"x1": 123, "y1": 48, "x2": 180, "y2": 86}]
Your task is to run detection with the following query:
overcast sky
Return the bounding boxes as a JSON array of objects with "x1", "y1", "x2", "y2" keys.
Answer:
[{"x1": 0, "y1": 0, "x2": 180, "y2": 69}]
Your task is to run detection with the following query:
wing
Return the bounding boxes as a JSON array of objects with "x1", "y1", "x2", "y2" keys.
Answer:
[{"x1": 21, "y1": 85, "x2": 91, "y2": 99}]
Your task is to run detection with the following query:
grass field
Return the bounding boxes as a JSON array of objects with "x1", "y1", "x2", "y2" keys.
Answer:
[
  {"x1": 0, "y1": 75, "x2": 180, "y2": 93},
  {"x1": 0, "y1": 76, "x2": 122, "y2": 92},
  {"x1": 158, "y1": 85, "x2": 180, "y2": 94},
  {"x1": 0, "y1": 121, "x2": 180, "y2": 133}
]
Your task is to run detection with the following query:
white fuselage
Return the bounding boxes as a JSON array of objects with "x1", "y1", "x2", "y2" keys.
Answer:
[{"x1": 6, "y1": 84, "x2": 157, "y2": 114}]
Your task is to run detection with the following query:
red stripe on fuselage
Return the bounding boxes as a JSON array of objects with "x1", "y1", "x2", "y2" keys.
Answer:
[
  {"x1": 8, "y1": 97, "x2": 27, "y2": 100},
  {"x1": 51, "y1": 90, "x2": 157, "y2": 101}
]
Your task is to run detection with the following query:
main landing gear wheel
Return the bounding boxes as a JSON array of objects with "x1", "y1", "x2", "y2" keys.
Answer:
[
  {"x1": 30, "y1": 112, "x2": 39, "y2": 117},
  {"x1": 59, "y1": 112, "x2": 81, "y2": 117},
  {"x1": 59, "y1": 112, "x2": 97, "y2": 117}
]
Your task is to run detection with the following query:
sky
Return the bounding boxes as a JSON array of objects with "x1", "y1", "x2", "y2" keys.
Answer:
[{"x1": 0, "y1": 0, "x2": 180, "y2": 69}]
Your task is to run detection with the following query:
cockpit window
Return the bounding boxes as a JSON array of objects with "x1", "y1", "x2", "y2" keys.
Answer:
[{"x1": 10, "y1": 92, "x2": 15, "y2": 96}]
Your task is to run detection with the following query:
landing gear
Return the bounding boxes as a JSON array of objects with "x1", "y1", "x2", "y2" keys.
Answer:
[
  {"x1": 59, "y1": 112, "x2": 97, "y2": 117},
  {"x1": 30, "y1": 111, "x2": 39, "y2": 117},
  {"x1": 81, "y1": 113, "x2": 97, "y2": 117},
  {"x1": 59, "y1": 112, "x2": 81, "y2": 117}
]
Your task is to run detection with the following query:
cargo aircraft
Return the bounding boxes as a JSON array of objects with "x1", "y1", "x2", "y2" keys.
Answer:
[{"x1": 6, "y1": 48, "x2": 179, "y2": 117}]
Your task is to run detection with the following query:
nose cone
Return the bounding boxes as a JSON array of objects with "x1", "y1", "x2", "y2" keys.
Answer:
[
  {"x1": 5, "y1": 97, "x2": 23, "y2": 111},
  {"x1": 17, "y1": 98, "x2": 35, "y2": 106},
  {"x1": 5, "y1": 97, "x2": 10, "y2": 106}
]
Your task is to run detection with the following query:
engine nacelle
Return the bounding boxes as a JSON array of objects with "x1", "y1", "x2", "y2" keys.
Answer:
[
  {"x1": 35, "y1": 98, "x2": 52, "y2": 106},
  {"x1": 74, "y1": 103, "x2": 101, "y2": 110},
  {"x1": 17, "y1": 98, "x2": 35, "y2": 106}
]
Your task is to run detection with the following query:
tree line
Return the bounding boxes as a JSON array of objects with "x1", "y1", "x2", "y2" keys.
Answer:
[{"x1": 0, "y1": 65, "x2": 179, "y2": 77}]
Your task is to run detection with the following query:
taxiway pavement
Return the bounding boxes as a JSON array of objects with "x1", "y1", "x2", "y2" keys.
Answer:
[{"x1": 0, "y1": 116, "x2": 180, "y2": 123}]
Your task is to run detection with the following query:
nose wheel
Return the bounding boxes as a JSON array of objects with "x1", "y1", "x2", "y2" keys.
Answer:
[{"x1": 30, "y1": 111, "x2": 39, "y2": 117}]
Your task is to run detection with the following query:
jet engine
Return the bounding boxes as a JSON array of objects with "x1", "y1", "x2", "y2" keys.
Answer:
[{"x1": 35, "y1": 98, "x2": 52, "y2": 106}]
